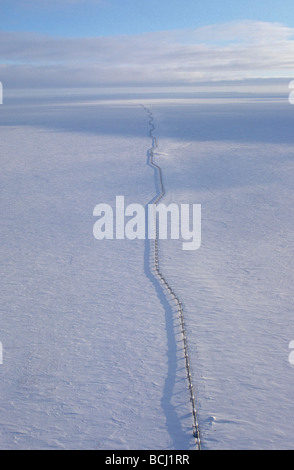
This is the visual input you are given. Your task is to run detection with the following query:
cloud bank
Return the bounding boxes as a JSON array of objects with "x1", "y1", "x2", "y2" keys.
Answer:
[{"x1": 1, "y1": 21, "x2": 293, "y2": 88}]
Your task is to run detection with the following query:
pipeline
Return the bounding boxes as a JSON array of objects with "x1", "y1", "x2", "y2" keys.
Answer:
[{"x1": 142, "y1": 105, "x2": 201, "y2": 450}]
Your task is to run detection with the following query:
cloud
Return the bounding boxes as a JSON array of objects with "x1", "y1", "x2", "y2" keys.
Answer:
[
  {"x1": 1, "y1": 21, "x2": 294, "y2": 88},
  {"x1": 185, "y1": 20, "x2": 294, "y2": 45}
]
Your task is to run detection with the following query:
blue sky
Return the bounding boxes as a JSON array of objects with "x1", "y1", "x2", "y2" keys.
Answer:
[
  {"x1": 1, "y1": 0, "x2": 294, "y2": 37},
  {"x1": 0, "y1": 1, "x2": 294, "y2": 89}
]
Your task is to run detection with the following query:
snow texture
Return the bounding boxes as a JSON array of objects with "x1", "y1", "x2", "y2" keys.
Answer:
[{"x1": 1, "y1": 93, "x2": 294, "y2": 449}]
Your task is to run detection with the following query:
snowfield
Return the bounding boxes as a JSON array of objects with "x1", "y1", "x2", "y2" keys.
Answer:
[{"x1": 1, "y1": 92, "x2": 294, "y2": 449}]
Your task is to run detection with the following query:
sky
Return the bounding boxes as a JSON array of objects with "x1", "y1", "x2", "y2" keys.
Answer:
[
  {"x1": 1, "y1": 0, "x2": 294, "y2": 37},
  {"x1": 0, "y1": 0, "x2": 294, "y2": 90}
]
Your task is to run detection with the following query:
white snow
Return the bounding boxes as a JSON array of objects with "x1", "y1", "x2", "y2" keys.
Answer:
[
  {"x1": 153, "y1": 99, "x2": 294, "y2": 449},
  {"x1": 1, "y1": 93, "x2": 294, "y2": 450}
]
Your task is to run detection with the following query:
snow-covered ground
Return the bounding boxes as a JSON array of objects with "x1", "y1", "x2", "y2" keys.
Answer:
[
  {"x1": 1, "y1": 92, "x2": 294, "y2": 449},
  {"x1": 153, "y1": 98, "x2": 294, "y2": 449}
]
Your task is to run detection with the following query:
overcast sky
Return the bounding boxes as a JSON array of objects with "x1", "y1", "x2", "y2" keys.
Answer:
[{"x1": 0, "y1": 0, "x2": 294, "y2": 89}]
